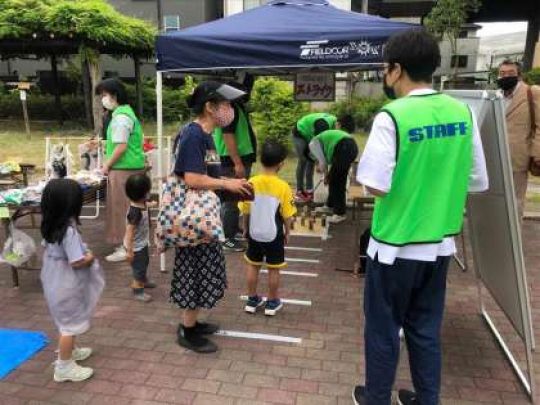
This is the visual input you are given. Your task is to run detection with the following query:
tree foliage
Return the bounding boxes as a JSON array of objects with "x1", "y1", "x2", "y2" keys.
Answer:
[
  {"x1": 424, "y1": 0, "x2": 481, "y2": 76},
  {"x1": 0, "y1": 0, "x2": 155, "y2": 55}
]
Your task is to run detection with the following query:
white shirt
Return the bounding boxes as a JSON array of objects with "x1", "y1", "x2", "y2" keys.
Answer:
[
  {"x1": 110, "y1": 114, "x2": 135, "y2": 144},
  {"x1": 356, "y1": 88, "x2": 489, "y2": 265}
]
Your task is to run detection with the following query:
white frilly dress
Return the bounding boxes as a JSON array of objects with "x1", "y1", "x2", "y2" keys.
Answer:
[{"x1": 40, "y1": 226, "x2": 105, "y2": 336}]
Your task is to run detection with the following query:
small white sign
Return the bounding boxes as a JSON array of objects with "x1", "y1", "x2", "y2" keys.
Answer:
[
  {"x1": 295, "y1": 72, "x2": 336, "y2": 101},
  {"x1": 19, "y1": 90, "x2": 27, "y2": 101}
]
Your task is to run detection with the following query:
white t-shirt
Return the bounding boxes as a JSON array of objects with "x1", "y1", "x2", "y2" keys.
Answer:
[
  {"x1": 110, "y1": 114, "x2": 134, "y2": 144},
  {"x1": 356, "y1": 88, "x2": 489, "y2": 265}
]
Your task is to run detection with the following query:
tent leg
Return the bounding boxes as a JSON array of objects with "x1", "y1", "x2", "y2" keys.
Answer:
[{"x1": 156, "y1": 71, "x2": 166, "y2": 273}]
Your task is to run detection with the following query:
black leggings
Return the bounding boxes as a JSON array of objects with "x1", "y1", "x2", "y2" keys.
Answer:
[{"x1": 327, "y1": 138, "x2": 359, "y2": 216}]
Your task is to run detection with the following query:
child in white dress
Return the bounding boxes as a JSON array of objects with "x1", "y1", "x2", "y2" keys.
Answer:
[{"x1": 40, "y1": 179, "x2": 105, "y2": 382}]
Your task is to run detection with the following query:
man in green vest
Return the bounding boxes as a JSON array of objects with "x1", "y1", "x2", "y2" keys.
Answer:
[
  {"x1": 293, "y1": 112, "x2": 337, "y2": 202},
  {"x1": 352, "y1": 29, "x2": 488, "y2": 405},
  {"x1": 213, "y1": 80, "x2": 257, "y2": 252},
  {"x1": 308, "y1": 114, "x2": 358, "y2": 223}
]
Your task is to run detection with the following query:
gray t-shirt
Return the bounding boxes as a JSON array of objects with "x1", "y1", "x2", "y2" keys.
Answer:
[{"x1": 125, "y1": 205, "x2": 149, "y2": 252}]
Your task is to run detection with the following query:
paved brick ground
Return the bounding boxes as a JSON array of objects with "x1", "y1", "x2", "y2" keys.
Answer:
[{"x1": 1, "y1": 214, "x2": 539, "y2": 404}]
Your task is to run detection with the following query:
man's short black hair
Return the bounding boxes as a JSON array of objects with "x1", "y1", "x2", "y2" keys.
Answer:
[
  {"x1": 313, "y1": 118, "x2": 331, "y2": 136},
  {"x1": 260, "y1": 140, "x2": 287, "y2": 168},
  {"x1": 499, "y1": 59, "x2": 522, "y2": 75},
  {"x1": 338, "y1": 114, "x2": 355, "y2": 134},
  {"x1": 383, "y1": 28, "x2": 441, "y2": 83},
  {"x1": 125, "y1": 174, "x2": 151, "y2": 202},
  {"x1": 96, "y1": 78, "x2": 129, "y2": 105}
]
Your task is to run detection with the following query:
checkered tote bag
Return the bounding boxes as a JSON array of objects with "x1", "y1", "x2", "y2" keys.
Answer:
[{"x1": 155, "y1": 176, "x2": 224, "y2": 249}]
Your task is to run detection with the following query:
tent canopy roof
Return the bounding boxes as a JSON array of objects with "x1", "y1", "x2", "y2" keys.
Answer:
[{"x1": 156, "y1": 0, "x2": 416, "y2": 74}]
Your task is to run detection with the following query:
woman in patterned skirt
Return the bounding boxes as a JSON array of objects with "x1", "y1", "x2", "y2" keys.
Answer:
[{"x1": 170, "y1": 82, "x2": 252, "y2": 353}]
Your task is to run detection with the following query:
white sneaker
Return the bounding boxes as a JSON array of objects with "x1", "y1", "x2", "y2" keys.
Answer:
[
  {"x1": 315, "y1": 206, "x2": 333, "y2": 214},
  {"x1": 105, "y1": 246, "x2": 127, "y2": 262},
  {"x1": 54, "y1": 362, "x2": 94, "y2": 383},
  {"x1": 328, "y1": 214, "x2": 347, "y2": 224},
  {"x1": 72, "y1": 347, "x2": 92, "y2": 362}
]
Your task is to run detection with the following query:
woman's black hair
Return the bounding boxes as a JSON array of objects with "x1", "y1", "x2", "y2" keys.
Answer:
[
  {"x1": 383, "y1": 28, "x2": 441, "y2": 83},
  {"x1": 313, "y1": 119, "x2": 331, "y2": 136},
  {"x1": 338, "y1": 114, "x2": 356, "y2": 134},
  {"x1": 261, "y1": 140, "x2": 287, "y2": 168},
  {"x1": 41, "y1": 179, "x2": 83, "y2": 244},
  {"x1": 96, "y1": 78, "x2": 129, "y2": 106},
  {"x1": 125, "y1": 174, "x2": 152, "y2": 202}
]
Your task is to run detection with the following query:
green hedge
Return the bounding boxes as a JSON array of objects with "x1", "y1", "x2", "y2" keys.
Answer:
[
  {"x1": 524, "y1": 68, "x2": 540, "y2": 86},
  {"x1": 250, "y1": 77, "x2": 309, "y2": 151},
  {"x1": 329, "y1": 96, "x2": 387, "y2": 132}
]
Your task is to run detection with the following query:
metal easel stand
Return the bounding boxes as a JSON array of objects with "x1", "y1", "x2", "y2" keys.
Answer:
[{"x1": 453, "y1": 230, "x2": 468, "y2": 272}]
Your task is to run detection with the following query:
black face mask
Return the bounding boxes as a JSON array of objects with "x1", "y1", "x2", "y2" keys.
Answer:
[
  {"x1": 382, "y1": 73, "x2": 397, "y2": 100},
  {"x1": 497, "y1": 76, "x2": 518, "y2": 92}
]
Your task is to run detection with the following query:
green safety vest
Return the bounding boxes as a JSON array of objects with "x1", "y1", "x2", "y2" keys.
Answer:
[
  {"x1": 315, "y1": 129, "x2": 351, "y2": 163},
  {"x1": 296, "y1": 113, "x2": 337, "y2": 142},
  {"x1": 213, "y1": 106, "x2": 254, "y2": 158},
  {"x1": 371, "y1": 93, "x2": 473, "y2": 246},
  {"x1": 106, "y1": 105, "x2": 145, "y2": 170}
]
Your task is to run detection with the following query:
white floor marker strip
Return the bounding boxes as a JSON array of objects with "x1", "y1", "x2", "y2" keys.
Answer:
[
  {"x1": 239, "y1": 295, "x2": 312, "y2": 306},
  {"x1": 290, "y1": 232, "x2": 323, "y2": 238},
  {"x1": 216, "y1": 330, "x2": 302, "y2": 344},
  {"x1": 285, "y1": 246, "x2": 323, "y2": 252},
  {"x1": 261, "y1": 269, "x2": 319, "y2": 277},
  {"x1": 286, "y1": 257, "x2": 320, "y2": 264}
]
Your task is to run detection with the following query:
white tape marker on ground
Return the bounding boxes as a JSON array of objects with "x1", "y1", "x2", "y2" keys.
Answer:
[
  {"x1": 215, "y1": 330, "x2": 302, "y2": 344},
  {"x1": 285, "y1": 246, "x2": 323, "y2": 252},
  {"x1": 286, "y1": 257, "x2": 320, "y2": 264},
  {"x1": 261, "y1": 269, "x2": 319, "y2": 277},
  {"x1": 239, "y1": 295, "x2": 312, "y2": 306}
]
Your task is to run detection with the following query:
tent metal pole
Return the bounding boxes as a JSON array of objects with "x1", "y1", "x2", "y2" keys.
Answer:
[{"x1": 156, "y1": 71, "x2": 166, "y2": 273}]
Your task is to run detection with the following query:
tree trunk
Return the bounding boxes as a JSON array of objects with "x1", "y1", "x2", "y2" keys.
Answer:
[
  {"x1": 87, "y1": 53, "x2": 103, "y2": 137},
  {"x1": 81, "y1": 57, "x2": 93, "y2": 129},
  {"x1": 50, "y1": 54, "x2": 63, "y2": 125},
  {"x1": 134, "y1": 55, "x2": 143, "y2": 119}
]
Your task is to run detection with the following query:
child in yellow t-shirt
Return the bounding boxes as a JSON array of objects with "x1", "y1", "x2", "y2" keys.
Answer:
[{"x1": 239, "y1": 141, "x2": 296, "y2": 316}]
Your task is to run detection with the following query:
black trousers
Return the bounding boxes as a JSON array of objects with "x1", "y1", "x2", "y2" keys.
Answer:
[{"x1": 327, "y1": 138, "x2": 358, "y2": 215}]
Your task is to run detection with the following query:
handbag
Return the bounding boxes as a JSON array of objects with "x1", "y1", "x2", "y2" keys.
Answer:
[{"x1": 155, "y1": 176, "x2": 224, "y2": 249}]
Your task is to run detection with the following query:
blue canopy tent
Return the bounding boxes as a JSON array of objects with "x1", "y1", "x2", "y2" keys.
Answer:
[
  {"x1": 155, "y1": 0, "x2": 416, "y2": 74},
  {"x1": 153, "y1": 2, "x2": 416, "y2": 272}
]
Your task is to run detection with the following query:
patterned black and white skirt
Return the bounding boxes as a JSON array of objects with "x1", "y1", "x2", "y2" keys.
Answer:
[{"x1": 170, "y1": 243, "x2": 227, "y2": 310}]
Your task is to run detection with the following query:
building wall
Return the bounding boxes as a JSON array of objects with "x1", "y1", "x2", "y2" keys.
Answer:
[
  {"x1": 224, "y1": 0, "x2": 351, "y2": 16},
  {"x1": 533, "y1": 41, "x2": 540, "y2": 68},
  {"x1": 436, "y1": 36, "x2": 480, "y2": 76}
]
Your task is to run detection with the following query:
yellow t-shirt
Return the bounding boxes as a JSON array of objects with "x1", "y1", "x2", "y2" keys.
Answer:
[{"x1": 238, "y1": 173, "x2": 296, "y2": 243}]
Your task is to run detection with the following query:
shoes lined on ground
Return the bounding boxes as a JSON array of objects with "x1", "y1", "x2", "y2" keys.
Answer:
[
  {"x1": 177, "y1": 322, "x2": 220, "y2": 335},
  {"x1": 105, "y1": 246, "x2": 127, "y2": 262},
  {"x1": 294, "y1": 191, "x2": 308, "y2": 203},
  {"x1": 223, "y1": 238, "x2": 245, "y2": 252},
  {"x1": 54, "y1": 362, "x2": 94, "y2": 383},
  {"x1": 133, "y1": 291, "x2": 153, "y2": 302},
  {"x1": 177, "y1": 325, "x2": 218, "y2": 353},
  {"x1": 264, "y1": 299, "x2": 283, "y2": 316},
  {"x1": 352, "y1": 385, "x2": 366, "y2": 405},
  {"x1": 314, "y1": 205, "x2": 333, "y2": 214},
  {"x1": 244, "y1": 295, "x2": 265, "y2": 314},
  {"x1": 328, "y1": 214, "x2": 347, "y2": 224},
  {"x1": 144, "y1": 281, "x2": 157, "y2": 289}
]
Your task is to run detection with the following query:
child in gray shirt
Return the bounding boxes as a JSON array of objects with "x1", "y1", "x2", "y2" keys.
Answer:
[{"x1": 124, "y1": 174, "x2": 156, "y2": 302}]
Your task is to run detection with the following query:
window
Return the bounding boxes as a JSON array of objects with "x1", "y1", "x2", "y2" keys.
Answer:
[
  {"x1": 451, "y1": 55, "x2": 468, "y2": 68},
  {"x1": 163, "y1": 15, "x2": 180, "y2": 32},
  {"x1": 244, "y1": 0, "x2": 269, "y2": 10}
]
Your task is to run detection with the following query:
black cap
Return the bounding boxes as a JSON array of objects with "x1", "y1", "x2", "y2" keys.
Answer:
[{"x1": 187, "y1": 81, "x2": 246, "y2": 109}]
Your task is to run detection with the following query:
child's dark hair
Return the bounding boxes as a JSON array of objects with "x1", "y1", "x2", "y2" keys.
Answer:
[
  {"x1": 383, "y1": 28, "x2": 441, "y2": 83},
  {"x1": 41, "y1": 179, "x2": 83, "y2": 244},
  {"x1": 125, "y1": 174, "x2": 152, "y2": 202},
  {"x1": 261, "y1": 140, "x2": 287, "y2": 168},
  {"x1": 338, "y1": 114, "x2": 356, "y2": 134},
  {"x1": 313, "y1": 118, "x2": 331, "y2": 136}
]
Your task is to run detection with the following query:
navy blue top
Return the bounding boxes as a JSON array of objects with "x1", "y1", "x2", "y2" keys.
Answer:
[{"x1": 174, "y1": 122, "x2": 221, "y2": 178}]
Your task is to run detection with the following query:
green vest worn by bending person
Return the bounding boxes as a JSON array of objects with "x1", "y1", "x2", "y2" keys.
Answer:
[
  {"x1": 314, "y1": 129, "x2": 352, "y2": 163},
  {"x1": 371, "y1": 93, "x2": 473, "y2": 246},
  {"x1": 213, "y1": 106, "x2": 254, "y2": 158},
  {"x1": 296, "y1": 113, "x2": 337, "y2": 142},
  {"x1": 105, "y1": 105, "x2": 145, "y2": 170}
]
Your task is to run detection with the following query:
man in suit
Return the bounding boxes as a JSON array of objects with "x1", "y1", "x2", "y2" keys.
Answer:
[{"x1": 497, "y1": 60, "x2": 540, "y2": 218}]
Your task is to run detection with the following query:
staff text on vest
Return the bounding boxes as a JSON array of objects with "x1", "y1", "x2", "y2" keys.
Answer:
[{"x1": 408, "y1": 122, "x2": 468, "y2": 142}]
